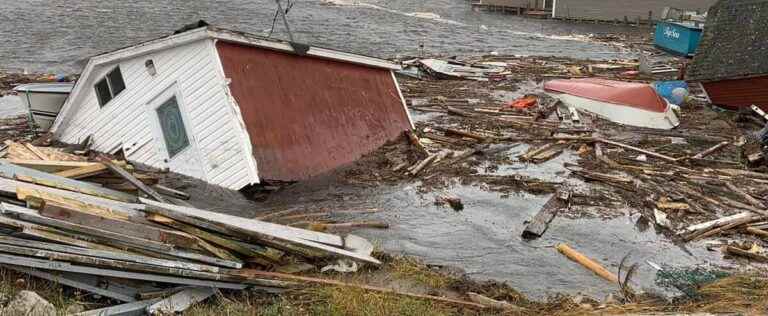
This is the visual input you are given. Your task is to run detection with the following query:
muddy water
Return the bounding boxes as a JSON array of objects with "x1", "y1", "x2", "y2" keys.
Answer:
[{"x1": 0, "y1": 0, "x2": 643, "y2": 73}]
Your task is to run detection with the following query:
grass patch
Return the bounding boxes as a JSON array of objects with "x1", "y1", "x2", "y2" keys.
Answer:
[{"x1": 388, "y1": 256, "x2": 452, "y2": 289}]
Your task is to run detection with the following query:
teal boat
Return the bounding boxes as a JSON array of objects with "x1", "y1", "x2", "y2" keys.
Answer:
[{"x1": 654, "y1": 21, "x2": 703, "y2": 57}]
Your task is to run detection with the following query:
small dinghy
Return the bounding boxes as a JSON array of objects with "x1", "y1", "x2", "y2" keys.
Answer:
[
  {"x1": 13, "y1": 83, "x2": 74, "y2": 131},
  {"x1": 544, "y1": 78, "x2": 680, "y2": 130}
]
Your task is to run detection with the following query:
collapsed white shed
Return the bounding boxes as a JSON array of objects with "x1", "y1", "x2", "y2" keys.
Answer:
[{"x1": 51, "y1": 23, "x2": 412, "y2": 190}]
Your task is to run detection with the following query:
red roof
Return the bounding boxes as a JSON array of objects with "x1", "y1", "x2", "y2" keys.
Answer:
[{"x1": 544, "y1": 78, "x2": 668, "y2": 113}]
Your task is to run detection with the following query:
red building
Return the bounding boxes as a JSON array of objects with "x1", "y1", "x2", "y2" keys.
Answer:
[{"x1": 686, "y1": 0, "x2": 768, "y2": 111}]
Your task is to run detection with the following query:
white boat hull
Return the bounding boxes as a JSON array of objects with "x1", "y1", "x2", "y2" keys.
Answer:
[
  {"x1": 551, "y1": 93, "x2": 680, "y2": 130},
  {"x1": 15, "y1": 83, "x2": 73, "y2": 131}
]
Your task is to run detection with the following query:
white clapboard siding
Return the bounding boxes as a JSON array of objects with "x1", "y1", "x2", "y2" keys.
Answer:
[{"x1": 54, "y1": 39, "x2": 259, "y2": 189}]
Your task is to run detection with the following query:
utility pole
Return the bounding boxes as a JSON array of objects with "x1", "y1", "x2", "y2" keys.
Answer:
[{"x1": 275, "y1": 0, "x2": 295, "y2": 42}]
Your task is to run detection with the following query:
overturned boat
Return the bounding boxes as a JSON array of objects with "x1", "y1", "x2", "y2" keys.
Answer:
[
  {"x1": 544, "y1": 78, "x2": 680, "y2": 130},
  {"x1": 13, "y1": 83, "x2": 74, "y2": 131}
]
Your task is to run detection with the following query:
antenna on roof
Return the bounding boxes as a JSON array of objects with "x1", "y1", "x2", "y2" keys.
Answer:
[{"x1": 274, "y1": 0, "x2": 295, "y2": 42}]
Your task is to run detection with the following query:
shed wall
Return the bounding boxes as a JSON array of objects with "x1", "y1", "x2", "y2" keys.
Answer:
[
  {"x1": 703, "y1": 76, "x2": 768, "y2": 111},
  {"x1": 553, "y1": 0, "x2": 716, "y2": 21},
  {"x1": 216, "y1": 41, "x2": 411, "y2": 181},
  {"x1": 54, "y1": 39, "x2": 258, "y2": 189}
]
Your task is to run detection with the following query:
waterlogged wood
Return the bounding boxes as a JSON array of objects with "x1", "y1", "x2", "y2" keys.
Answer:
[
  {"x1": 745, "y1": 227, "x2": 768, "y2": 239},
  {"x1": 236, "y1": 270, "x2": 487, "y2": 309},
  {"x1": 725, "y1": 182, "x2": 765, "y2": 209},
  {"x1": 101, "y1": 159, "x2": 167, "y2": 203},
  {"x1": 146, "y1": 287, "x2": 216, "y2": 314},
  {"x1": 724, "y1": 246, "x2": 768, "y2": 263},
  {"x1": 141, "y1": 199, "x2": 381, "y2": 264},
  {"x1": 38, "y1": 201, "x2": 197, "y2": 248},
  {"x1": 687, "y1": 215, "x2": 760, "y2": 241},
  {"x1": 692, "y1": 141, "x2": 730, "y2": 160},
  {"x1": 0, "y1": 236, "x2": 222, "y2": 273},
  {"x1": 556, "y1": 243, "x2": 619, "y2": 284},
  {"x1": 522, "y1": 191, "x2": 569, "y2": 239},
  {"x1": 595, "y1": 138, "x2": 678, "y2": 162},
  {"x1": 681, "y1": 211, "x2": 755, "y2": 234},
  {"x1": 5, "y1": 265, "x2": 140, "y2": 302},
  {"x1": 148, "y1": 214, "x2": 283, "y2": 262},
  {"x1": 53, "y1": 163, "x2": 108, "y2": 179},
  {"x1": 0, "y1": 253, "x2": 249, "y2": 289}
]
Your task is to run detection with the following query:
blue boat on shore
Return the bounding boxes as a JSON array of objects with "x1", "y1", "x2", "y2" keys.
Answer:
[{"x1": 654, "y1": 20, "x2": 703, "y2": 57}]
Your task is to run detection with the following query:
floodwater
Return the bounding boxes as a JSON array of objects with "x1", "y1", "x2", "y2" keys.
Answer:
[
  {"x1": 0, "y1": 0, "x2": 643, "y2": 73},
  {"x1": 0, "y1": 0, "x2": 712, "y2": 299},
  {"x1": 250, "y1": 105, "x2": 726, "y2": 299}
]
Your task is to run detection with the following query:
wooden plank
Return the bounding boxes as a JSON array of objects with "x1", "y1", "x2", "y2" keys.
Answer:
[
  {"x1": 148, "y1": 214, "x2": 283, "y2": 262},
  {"x1": 0, "y1": 161, "x2": 137, "y2": 203},
  {"x1": 596, "y1": 138, "x2": 678, "y2": 162},
  {"x1": 100, "y1": 159, "x2": 167, "y2": 203},
  {"x1": 692, "y1": 141, "x2": 730, "y2": 160},
  {"x1": 1, "y1": 203, "x2": 175, "y2": 252},
  {"x1": 153, "y1": 184, "x2": 190, "y2": 200},
  {"x1": 54, "y1": 163, "x2": 109, "y2": 179},
  {"x1": 146, "y1": 287, "x2": 216, "y2": 314},
  {"x1": 74, "y1": 298, "x2": 162, "y2": 316},
  {"x1": 0, "y1": 236, "x2": 222, "y2": 273},
  {"x1": 0, "y1": 243, "x2": 263, "y2": 286},
  {"x1": 0, "y1": 253, "x2": 249, "y2": 289},
  {"x1": 522, "y1": 191, "x2": 569, "y2": 239},
  {"x1": 24, "y1": 143, "x2": 49, "y2": 160},
  {"x1": 3, "y1": 159, "x2": 100, "y2": 173},
  {"x1": 142, "y1": 199, "x2": 344, "y2": 247},
  {"x1": 3, "y1": 204, "x2": 243, "y2": 269},
  {"x1": 0, "y1": 214, "x2": 127, "y2": 253},
  {"x1": 38, "y1": 201, "x2": 198, "y2": 249},
  {"x1": 16, "y1": 186, "x2": 146, "y2": 223},
  {"x1": 0, "y1": 177, "x2": 144, "y2": 217},
  {"x1": 5, "y1": 265, "x2": 140, "y2": 302},
  {"x1": 141, "y1": 199, "x2": 380, "y2": 264}
]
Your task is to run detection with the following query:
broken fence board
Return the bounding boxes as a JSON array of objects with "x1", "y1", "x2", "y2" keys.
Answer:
[
  {"x1": 146, "y1": 287, "x2": 216, "y2": 314},
  {"x1": 141, "y1": 199, "x2": 380, "y2": 264},
  {"x1": 101, "y1": 159, "x2": 167, "y2": 203}
]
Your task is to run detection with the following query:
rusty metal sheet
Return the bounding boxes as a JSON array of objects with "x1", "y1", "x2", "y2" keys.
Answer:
[
  {"x1": 216, "y1": 42, "x2": 410, "y2": 181},
  {"x1": 703, "y1": 76, "x2": 768, "y2": 111}
]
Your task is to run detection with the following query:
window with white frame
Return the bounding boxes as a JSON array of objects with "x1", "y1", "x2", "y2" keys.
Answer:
[{"x1": 94, "y1": 66, "x2": 126, "y2": 107}]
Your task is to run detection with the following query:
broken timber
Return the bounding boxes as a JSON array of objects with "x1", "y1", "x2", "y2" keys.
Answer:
[
  {"x1": 522, "y1": 191, "x2": 570, "y2": 239},
  {"x1": 141, "y1": 199, "x2": 381, "y2": 264},
  {"x1": 100, "y1": 159, "x2": 168, "y2": 203},
  {"x1": 146, "y1": 287, "x2": 216, "y2": 314}
]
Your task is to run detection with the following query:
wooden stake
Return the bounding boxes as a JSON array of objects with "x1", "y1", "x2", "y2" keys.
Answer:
[{"x1": 556, "y1": 243, "x2": 619, "y2": 284}]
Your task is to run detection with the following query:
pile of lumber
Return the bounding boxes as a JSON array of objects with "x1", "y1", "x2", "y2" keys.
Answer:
[{"x1": 0, "y1": 142, "x2": 381, "y2": 315}]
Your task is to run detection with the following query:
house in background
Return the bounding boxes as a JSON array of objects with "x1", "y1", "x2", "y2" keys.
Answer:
[
  {"x1": 51, "y1": 23, "x2": 413, "y2": 190},
  {"x1": 552, "y1": 0, "x2": 716, "y2": 22},
  {"x1": 686, "y1": 0, "x2": 768, "y2": 111}
]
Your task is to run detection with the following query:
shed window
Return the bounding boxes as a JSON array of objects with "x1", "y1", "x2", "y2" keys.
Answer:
[
  {"x1": 94, "y1": 66, "x2": 126, "y2": 107},
  {"x1": 156, "y1": 97, "x2": 190, "y2": 158}
]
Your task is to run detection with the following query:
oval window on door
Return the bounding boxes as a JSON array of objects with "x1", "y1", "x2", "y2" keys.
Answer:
[{"x1": 156, "y1": 96, "x2": 190, "y2": 158}]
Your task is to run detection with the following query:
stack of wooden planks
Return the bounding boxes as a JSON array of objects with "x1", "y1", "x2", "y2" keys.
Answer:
[{"x1": 0, "y1": 142, "x2": 381, "y2": 315}]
